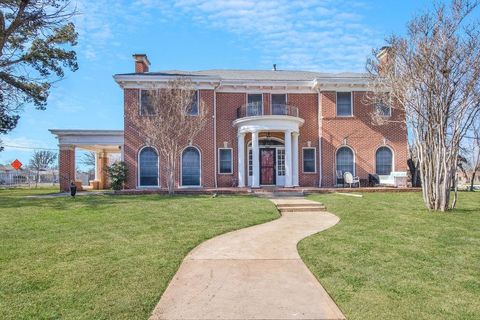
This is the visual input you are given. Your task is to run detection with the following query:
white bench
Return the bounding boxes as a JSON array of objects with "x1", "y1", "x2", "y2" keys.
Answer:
[{"x1": 379, "y1": 171, "x2": 407, "y2": 187}]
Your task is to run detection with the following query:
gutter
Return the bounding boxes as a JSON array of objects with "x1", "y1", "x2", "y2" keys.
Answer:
[
  {"x1": 316, "y1": 87, "x2": 323, "y2": 188},
  {"x1": 213, "y1": 82, "x2": 221, "y2": 188}
]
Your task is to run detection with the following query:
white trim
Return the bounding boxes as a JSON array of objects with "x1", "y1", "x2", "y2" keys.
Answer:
[
  {"x1": 137, "y1": 146, "x2": 160, "y2": 188},
  {"x1": 180, "y1": 145, "x2": 202, "y2": 187},
  {"x1": 218, "y1": 148, "x2": 233, "y2": 174},
  {"x1": 234, "y1": 115, "x2": 304, "y2": 134},
  {"x1": 336, "y1": 91, "x2": 353, "y2": 117},
  {"x1": 302, "y1": 147, "x2": 317, "y2": 174},
  {"x1": 335, "y1": 145, "x2": 356, "y2": 183},
  {"x1": 374, "y1": 145, "x2": 395, "y2": 175}
]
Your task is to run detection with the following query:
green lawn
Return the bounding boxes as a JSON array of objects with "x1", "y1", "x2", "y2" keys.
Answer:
[
  {"x1": 299, "y1": 191, "x2": 480, "y2": 320},
  {"x1": 0, "y1": 188, "x2": 279, "y2": 320}
]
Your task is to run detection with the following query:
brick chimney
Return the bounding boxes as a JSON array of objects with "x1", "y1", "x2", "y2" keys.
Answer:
[
  {"x1": 376, "y1": 46, "x2": 391, "y2": 75},
  {"x1": 132, "y1": 54, "x2": 150, "y2": 73}
]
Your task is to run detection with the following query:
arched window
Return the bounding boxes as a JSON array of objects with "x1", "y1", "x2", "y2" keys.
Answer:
[
  {"x1": 139, "y1": 147, "x2": 158, "y2": 186},
  {"x1": 182, "y1": 147, "x2": 201, "y2": 186},
  {"x1": 376, "y1": 147, "x2": 393, "y2": 175},
  {"x1": 336, "y1": 147, "x2": 354, "y2": 175}
]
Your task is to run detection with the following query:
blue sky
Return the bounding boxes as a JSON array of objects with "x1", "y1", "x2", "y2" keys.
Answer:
[{"x1": 0, "y1": 0, "x2": 444, "y2": 165}]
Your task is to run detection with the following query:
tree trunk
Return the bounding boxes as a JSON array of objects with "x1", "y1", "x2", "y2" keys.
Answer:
[{"x1": 470, "y1": 172, "x2": 477, "y2": 192}]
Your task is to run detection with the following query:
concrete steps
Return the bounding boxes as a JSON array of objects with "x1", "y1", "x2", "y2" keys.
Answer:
[{"x1": 275, "y1": 202, "x2": 326, "y2": 213}]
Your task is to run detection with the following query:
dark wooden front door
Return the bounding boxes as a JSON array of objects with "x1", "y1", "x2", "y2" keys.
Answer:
[{"x1": 260, "y1": 148, "x2": 276, "y2": 185}]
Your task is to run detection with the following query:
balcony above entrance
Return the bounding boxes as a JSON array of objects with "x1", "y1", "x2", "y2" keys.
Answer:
[
  {"x1": 233, "y1": 103, "x2": 304, "y2": 134},
  {"x1": 236, "y1": 103, "x2": 300, "y2": 118}
]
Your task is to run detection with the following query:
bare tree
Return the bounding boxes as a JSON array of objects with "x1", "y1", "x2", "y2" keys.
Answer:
[
  {"x1": 366, "y1": 0, "x2": 480, "y2": 211},
  {"x1": 29, "y1": 150, "x2": 57, "y2": 187},
  {"x1": 127, "y1": 78, "x2": 208, "y2": 195},
  {"x1": 460, "y1": 121, "x2": 480, "y2": 191},
  {"x1": 81, "y1": 151, "x2": 96, "y2": 181}
]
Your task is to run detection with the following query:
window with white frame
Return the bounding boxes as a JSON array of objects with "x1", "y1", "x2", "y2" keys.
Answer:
[
  {"x1": 182, "y1": 147, "x2": 201, "y2": 186},
  {"x1": 187, "y1": 91, "x2": 199, "y2": 116},
  {"x1": 248, "y1": 149, "x2": 253, "y2": 176},
  {"x1": 272, "y1": 94, "x2": 287, "y2": 115},
  {"x1": 139, "y1": 147, "x2": 158, "y2": 186},
  {"x1": 336, "y1": 147, "x2": 354, "y2": 175},
  {"x1": 375, "y1": 102, "x2": 391, "y2": 117},
  {"x1": 277, "y1": 149, "x2": 285, "y2": 176},
  {"x1": 247, "y1": 94, "x2": 262, "y2": 116},
  {"x1": 376, "y1": 147, "x2": 393, "y2": 175},
  {"x1": 140, "y1": 90, "x2": 156, "y2": 115},
  {"x1": 336, "y1": 92, "x2": 352, "y2": 116},
  {"x1": 303, "y1": 148, "x2": 316, "y2": 173},
  {"x1": 218, "y1": 148, "x2": 233, "y2": 174}
]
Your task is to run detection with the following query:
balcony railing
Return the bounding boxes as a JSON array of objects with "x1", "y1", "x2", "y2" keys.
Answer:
[{"x1": 236, "y1": 103, "x2": 299, "y2": 119}]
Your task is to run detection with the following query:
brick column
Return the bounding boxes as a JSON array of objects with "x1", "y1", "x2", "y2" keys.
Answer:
[
  {"x1": 96, "y1": 151, "x2": 109, "y2": 189},
  {"x1": 59, "y1": 145, "x2": 75, "y2": 192}
]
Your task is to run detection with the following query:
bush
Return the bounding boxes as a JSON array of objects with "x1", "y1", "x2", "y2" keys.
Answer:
[{"x1": 107, "y1": 162, "x2": 128, "y2": 190}]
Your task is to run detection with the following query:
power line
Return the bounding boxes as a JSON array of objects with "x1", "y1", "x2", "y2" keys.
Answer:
[{"x1": 2, "y1": 145, "x2": 58, "y2": 151}]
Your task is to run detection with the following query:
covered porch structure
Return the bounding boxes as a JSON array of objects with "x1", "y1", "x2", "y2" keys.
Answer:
[
  {"x1": 49, "y1": 130, "x2": 124, "y2": 192},
  {"x1": 234, "y1": 115, "x2": 304, "y2": 188}
]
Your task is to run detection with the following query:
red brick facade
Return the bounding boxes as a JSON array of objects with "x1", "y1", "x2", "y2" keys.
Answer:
[
  {"x1": 59, "y1": 147, "x2": 75, "y2": 191},
  {"x1": 123, "y1": 89, "x2": 407, "y2": 189}
]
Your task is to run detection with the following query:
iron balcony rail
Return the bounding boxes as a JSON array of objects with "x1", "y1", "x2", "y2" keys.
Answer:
[{"x1": 236, "y1": 103, "x2": 299, "y2": 119}]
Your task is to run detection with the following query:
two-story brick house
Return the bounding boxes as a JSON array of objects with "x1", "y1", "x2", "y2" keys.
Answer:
[{"x1": 51, "y1": 53, "x2": 407, "y2": 191}]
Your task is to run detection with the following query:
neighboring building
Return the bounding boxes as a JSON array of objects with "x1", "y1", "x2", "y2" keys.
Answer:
[{"x1": 51, "y1": 53, "x2": 408, "y2": 191}]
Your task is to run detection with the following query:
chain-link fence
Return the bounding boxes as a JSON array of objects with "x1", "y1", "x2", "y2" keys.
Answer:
[{"x1": 0, "y1": 169, "x2": 59, "y2": 187}]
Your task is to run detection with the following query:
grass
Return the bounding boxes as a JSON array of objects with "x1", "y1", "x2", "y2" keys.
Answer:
[
  {"x1": 0, "y1": 188, "x2": 279, "y2": 320},
  {"x1": 299, "y1": 191, "x2": 480, "y2": 320}
]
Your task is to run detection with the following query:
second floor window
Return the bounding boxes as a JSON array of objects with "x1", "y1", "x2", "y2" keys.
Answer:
[
  {"x1": 188, "y1": 91, "x2": 199, "y2": 116},
  {"x1": 140, "y1": 90, "x2": 155, "y2": 115},
  {"x1": 375, "y1": 102, "x2": 391, "y2": 117},
  {"x1": 336, "y1": 92, "x2": 352, "y2": 116},
  {"x1": 247, "y1": 94, "x2": 262, "y2": 116},
  {"x1": 272, "y1": 94, "x2": 287, "y2": 115}
]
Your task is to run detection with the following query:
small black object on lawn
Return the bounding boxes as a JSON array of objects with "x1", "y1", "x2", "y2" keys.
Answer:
[{"x1": 70, "y1": 181, "x2": 77, "y2": 197}]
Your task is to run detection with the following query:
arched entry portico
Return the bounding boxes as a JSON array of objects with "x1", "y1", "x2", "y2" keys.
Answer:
[{"x1": 233, "y1": 115, "x2": 304, "y2": 188}]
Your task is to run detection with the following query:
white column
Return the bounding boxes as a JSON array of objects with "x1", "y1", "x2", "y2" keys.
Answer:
[
  {"x1": 292, "y1": 132, "x2": 299, "y2": 186},
  {"x1": 94, "y1": 152, "x2": 99, "y2": 181},
  {"x1": 251, "y1": 131, "x2": 260, "y2": 188},
  {"x1": 237, "y1": 132, "x2": 245, "y2": 187},
  {"x1": 284, "y1": 130, "x2": 293, "y2": 187}
]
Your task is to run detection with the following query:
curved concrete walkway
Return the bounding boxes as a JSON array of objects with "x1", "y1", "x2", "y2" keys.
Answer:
[{"x1": 150, "y1": 197, "x2": 345, "y2": 320}]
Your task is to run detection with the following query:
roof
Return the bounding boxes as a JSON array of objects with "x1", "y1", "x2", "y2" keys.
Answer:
[
  {"x1": 49, "y1": 129, "x2": 124, "y2": 136},
  {"x1": 115, "y1": 69, "x2": 368, "y2": 81}
]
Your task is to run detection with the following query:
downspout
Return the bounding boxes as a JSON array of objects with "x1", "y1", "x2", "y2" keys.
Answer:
[
  {"x1": 316, "y1": 84, "x2": 323, "y2": 188},
  {"x1": 213, "y1": 82, "x2": 220, "y2": 188}
]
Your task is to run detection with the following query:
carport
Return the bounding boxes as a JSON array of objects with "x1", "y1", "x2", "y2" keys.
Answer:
[{"x1": 49, "y1": 129, "x2": 124, "y2": 191}]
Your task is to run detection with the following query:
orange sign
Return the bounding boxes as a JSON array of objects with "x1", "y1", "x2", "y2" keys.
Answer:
[{"x1": 11, "y1": 159, "x2": 22, "y2": 170}]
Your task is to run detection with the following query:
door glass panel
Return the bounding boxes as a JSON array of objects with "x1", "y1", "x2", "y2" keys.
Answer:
[{"x1": 277, "y1": 149, "x2": 285, "y2": 176}]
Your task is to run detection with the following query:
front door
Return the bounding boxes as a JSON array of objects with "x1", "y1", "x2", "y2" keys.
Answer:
[{"x1": 260, "y1": 148, "x2": 276, "y2": 185}]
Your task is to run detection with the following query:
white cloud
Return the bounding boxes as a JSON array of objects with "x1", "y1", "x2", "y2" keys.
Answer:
[
  {"x1": 131, "y1": 0, "x2": 380, "y2": 71},
  {"x1": 72, "y1": 0, "x2": 380, "y2": 71}
]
